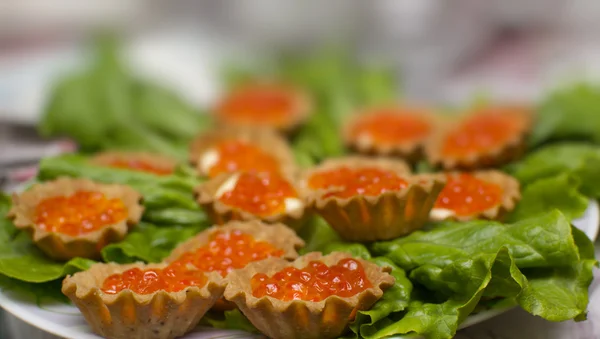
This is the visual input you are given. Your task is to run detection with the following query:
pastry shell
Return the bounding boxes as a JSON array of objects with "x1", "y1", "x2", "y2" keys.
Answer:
[
  {"x1": 195, "y1": 172, "x2": 309, "y2": 231},
  {"x1": 165, "y1": 220, "x2": 305, "y2": 311},
  {"x1": 62, "y1": 262, "x2": 226, "y2": 339},
  {"x1": 302, "y1": 157, "x2": 442, "y2": 241},
  {"x1": 7, "y1": 177, "x2": 144, "y2": 260},
  {"x1": 430, "y1": 170, "x2": 521, "y2": 222},
  {"x1": 90, "y1": 151, "x2": 177, "y2": 175},
  {"x1": 223, "y1": 251, "x2": 395, "y2": 339},
  {"x1": 343, "y1": 106, "x2": 437, "y2": 162},
  {"x1": 164, "y1": 220, "x2": 305, "y2": 265},
  {"x1": 214, "y1": 83, "x2": 313, "y2": 134},
  {"x1": 189, "y1": 126, "x2": 296, "y2": 177},
  {"x1": 425, "y1": 106, "x2": 534, "y2": 170}
]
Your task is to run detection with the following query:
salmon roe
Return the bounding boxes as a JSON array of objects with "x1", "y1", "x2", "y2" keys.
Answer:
[
  {"x1": 106, "y1": 159, "x2": 173, "y2": 176},
  {"x1": 308, "y1": 167, "x2": 408, "y2": 199},
  {"x1": 442, "y1": 110, "x2": 525, "y2": 157},
  {"x1": 101, "y1": 263, "x2": 207, "y2": 295},
  {"x1": 251, "y1": 258, "x2": 372, "y2": 302},
  {"x1": 35, "y1": 191, "x2": 128, "y2": 236},
  {"x1": 217, "y1": 85, "x2": 297, "y2": 126},
  {"x1": 350, "y1": 110, "x2": 431, "y2": 145},
  {"x1": 435, "y1": 173, "x2": 503, "y2": 216},
  {"x1": 207, "y1": 140, "x2": 281, "y2": 177},
  {"x1": 172, "y1": 229, "x2": 284, "y2": 277},
  {"x1": 219, "y1": 172, "x2": 298, "y2": 217}
]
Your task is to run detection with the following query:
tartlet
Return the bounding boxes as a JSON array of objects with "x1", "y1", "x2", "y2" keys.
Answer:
[
  {"x1": 188, "y1": 127, "x2": 296, "y2": 178},
  {"x1": 165, "y1": 220, "x2": 305, "y2": 274},
  {"x1": 430, "y1": 170, "x2": 521, "y2": 222},
  {"x1": 425, "y1": 105, "x2": 533, "y2": 170},
  {"x1": 7, "y1": 177, "x2": 144, "y2": 260},
  {"x1": 302, "y1": 156, "x2": 444, "y2": 241},
  {"x1": 165, "y1": 220, "x2": 304, "y2": 311},
  {"x1": 195, "y1": 171, "x2": 309, "y2": 230},
  {"x1": 62, "y1": 262, "x2": 226, "y2": 339},
  {"x1": 91, "y1": 151, "x2": 177, "y2": 176},
  {"x1": 214, "y1": 83, "x2": 312, "y2": 133},
  {"x1": 343, "y1": 105, "x2": 436, "y2": 162},
  {"x1": 224, "y1": 251, "x2": 395, "y2": 339}
]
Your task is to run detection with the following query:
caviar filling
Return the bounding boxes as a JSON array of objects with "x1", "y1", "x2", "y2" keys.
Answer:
[
  {"x1": 217, "y1": 85, "x2": 297, "y2": 125},
  {"x1": 251, "y1": 258, "x2": 372, "y2": 301},
  {"x1": 308, "y1": 167, "x2": 408, "y2": 199},
  {"x1": 350, "y1": 110, "x2": 431, "y2": 145},
  {"x1": 434, "y1": 173, "x2": 503, "y2": 216},
  {"x1": 218, "y1": 172, "x2": 300, "y2": 217},
  {"x1": 105, "y1": 159, "x2": 173, "y2": 176},
  {"x1": 203, "y1": 139, "x2": 281, "y2": 177},
  {"x1": 101, "y1": 263, "x2": 207, "y2": 295},
  {"x1": 442, "y1": 110, "x2": 525, "y2": 158},
  {"x1": 35, "y1": 191, "x2": 128, "y2": 236},
  {"x1": 172, "y1": 230, "x2": 284, "y2": 277}
]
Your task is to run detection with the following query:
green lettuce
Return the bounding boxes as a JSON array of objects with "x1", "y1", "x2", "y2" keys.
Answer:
[
  {"x1": 0, "y1": 275, "x2": 69, "y2": 304},
  {"x1": 201, "y1": 309, "x2": 259, "y2": 333},
  {"x1": 529, "y1": 82, "x2": 600, "y2": 146},
  {"x1": 507, "y1": 143, "x2": 600, "y2": 198},
  {"x1": 349, "y1": 257, "x2": 413, "y2": 338},
  {"x1": 297, "y1": 217, "x2": 342, "y2": 254},
  {"x1": 364, "y1": 211, "x2": 595, "y2": 339},
  {"x1": 507, "y1": 173, "x2": 588, "y2": 222},
  {"x1": 0, "y1": 194, "x2": 95, "y2": 283},
  {"x1": 37, "y1": 154, "x2": 207, "y2": 226},
  {"x1": 101, "y1": 223, "x2": 204, "y2": 263},
  {"x1": 39, "y1": 36, "x2": 209, "y2": 158}
]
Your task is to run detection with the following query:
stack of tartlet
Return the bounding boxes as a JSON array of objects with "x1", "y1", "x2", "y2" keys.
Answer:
[{"x1": 6, "y1": 83, "x2": 535, "y2": 339}]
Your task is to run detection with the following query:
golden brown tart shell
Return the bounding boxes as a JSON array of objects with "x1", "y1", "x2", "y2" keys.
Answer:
[
  {"x1": 62, "y1": 262, "x2": 226, "y2": 339},
  {"x1": 7, "y1": 177, "x2": 144, "y2": 260},
  {"x1": 223, "y1": 251, "x2": 395, "y2": 339}
]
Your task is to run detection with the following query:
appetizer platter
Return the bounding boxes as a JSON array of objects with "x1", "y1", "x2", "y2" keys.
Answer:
[{"x1": 2, "y1": 42, "x2": 600, "y2": 339}]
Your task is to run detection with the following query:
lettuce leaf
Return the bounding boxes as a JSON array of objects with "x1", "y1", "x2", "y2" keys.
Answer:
[
  {"x1": 0, "y1": 194, "x2": 96, "y2": 283},
  {"x1": 297, "y1": 217, "x2": 342, "y2": 254},
  {"x1": 365, "y1": 211, "x2": 595, "y2": 339},
  {"x1": 37, "y1": 154, "x2": 207, "y2": 226},
  {"x1": 507, "y1": 143, "x2": 600, "y2": 198},
  {"x1": 373, "y1": 211, "x2": 580, "y2": 270},
  {"x1": 529, "y1": 83, "x2": 600, "y2": 146},
  {"x1": 39, "y1": 37, "x2": 208, "y2": 158},
  {"x1": 507, "y1": 174, "x2": 588, "y2": 222},
  {"x1": 349, "y1": 257, "x2": 413, "y2": 338},
  {"x1": 0, "y1": 275, "x2": 69, "y2": 304},
  {"x1": 101, "y1": 223, "x2": 204, "y2": 263},
  {"x1": 201, "y1": 309, "x2": 259, "y2": 333}
]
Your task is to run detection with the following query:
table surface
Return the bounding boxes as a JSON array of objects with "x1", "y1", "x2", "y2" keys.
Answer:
[{"x1": 0, "y1": 127, "x2": 599, "y2": 339}]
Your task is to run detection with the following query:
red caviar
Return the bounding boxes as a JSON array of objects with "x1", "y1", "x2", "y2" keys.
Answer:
[
  {"x1": 101, "y1": 264, "x2": 207, "y2": 295},
  {"x1": 308, "y1": 167, "x2": 408, "y2": 199},
  {"x1": 172, "y1": 230, "x2": 284, "y2": 277},
  {"x1": 219, "y1": 172, "x2": 298, "y2": 217},
  {"x1": 106, "y1": 159, "x2": 173, "y2": 176},
  {"x1": 442, "y1": 110, "x2": 525, "y2": 158},
  {"x1": 251, "y1": 258, "x2": 372, "y2": 301},
  {"x1": 435, "y1": 173, "x2": 503, "y2": 216},
  {"x1": 207, "y1": 140, "x2": 280, "y2": 177},
  {"x1": 217, "y1": 85, "x2": 297, "y2": 126},
  {"x1": 350, "y1": 110, "x2": 431, "y2": 145},
  {"x1": 35, "y1": 191, "x2": 128, "y2": 236}
]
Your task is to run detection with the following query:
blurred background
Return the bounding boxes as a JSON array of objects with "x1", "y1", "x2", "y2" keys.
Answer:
[
  {"x1": 1, "y1": 0, "x2": 600, "y2": 182},
  {"x1": 1, "y1": 2, "x2": 600, "y2": 338}
]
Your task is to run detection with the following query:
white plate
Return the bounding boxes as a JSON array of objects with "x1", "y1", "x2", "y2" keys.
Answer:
[{"x1": 1, "y1": 200, "x2": 598, "y2": 339}]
